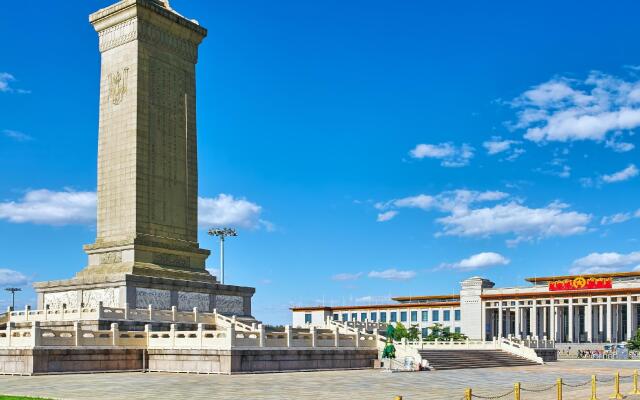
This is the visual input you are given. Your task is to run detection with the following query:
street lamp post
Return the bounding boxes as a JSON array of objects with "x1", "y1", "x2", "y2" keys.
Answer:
[
  {"x1": 4, "y1": 287, "x2": 22, "y2": 311},
  {"x1": 208, "y1": 227, "x2": 237, "y2": 285}
]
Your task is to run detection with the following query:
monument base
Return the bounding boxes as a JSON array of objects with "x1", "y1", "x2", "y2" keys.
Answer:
[{"x1": 33, "y1": 274, "x2": 255, "y2": 316}]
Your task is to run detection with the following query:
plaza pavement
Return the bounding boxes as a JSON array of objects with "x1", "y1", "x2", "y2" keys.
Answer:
[{"x1": 1, "y1": 360, "x2": 640, "y2": 400}]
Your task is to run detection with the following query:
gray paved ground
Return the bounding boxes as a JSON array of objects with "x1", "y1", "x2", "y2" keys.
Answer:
[{"x1": 2, "y1": 360, "x2": 640, "y2": 399}]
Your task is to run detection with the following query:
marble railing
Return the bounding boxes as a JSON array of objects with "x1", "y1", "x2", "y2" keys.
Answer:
[
  {"x1": 0, "y1": 321, "x2": 378, "y2": 351},
  {"x1": 7, "y1": 304, "x2": 217, "y2": 325}
]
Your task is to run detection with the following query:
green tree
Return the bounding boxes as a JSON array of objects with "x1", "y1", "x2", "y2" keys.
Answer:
[
  {"x1": 423, "y1": 323, "x2": 468, "y2": 341},
  {"x1": 385, "y1": 324, "x2": 396, "y2": 339},
  {"x1": 394, "y1": 322, "x2": 408, "y2": 341},
  {"x1": 382, "y1": 343, "x2": 396, "y2": 359},
  {"x1": 628, "y1": 330, "x2": 640, "y2": 350},
  {"x1": 407, "y1": 324, "x2": 420, "y2": 341}
]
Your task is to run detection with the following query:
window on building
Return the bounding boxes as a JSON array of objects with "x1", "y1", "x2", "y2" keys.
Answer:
[
  {"x1": 455, "y1": 310, "x2": 461, "y2": 321},
  {"x1": 421, "y1": 327, "x2": 429, "y2": 338},
  {"x1": 342, "y1": 313, "x2": 348, "y2": 322},
  {"x1": 351, "y1": 313, "x2": 357, "y2": 321},
  {"x1": 390, "y1": 312, "x2": 397, "y2": 322},
  {"x1": 304, "y1": 313, "x2": 312, "y2": 324},
  {"x1": 380, "y1": 312, "x2": 387, "y2": 322},
  {"x1": 410, "y1": 311, "x2": 417, "y2": 322},
  {"x1": 422, "y1": 311, "x2": 429, "y2": 322},
  {"x1": 360, "y1": 312, "x2": 367, "y2": 321},
  {"x1": 455, "y1": 327, "x2": 461, "y2": 334},
  {"x1": 433, "y1": 310, "x2": 439, "y2": 321},
  {"x1": 400, "y1": 311, "x2": 407, "y2": 322},
  {"x1": 444, "y1": 310, "x2": 451, "y2": 321},
  {"x1": 333, "y1": 314, "x2": 339, "y2": 321},
  {"x1": 371, "y1": 312, "x2": 377, "y2": 322}
]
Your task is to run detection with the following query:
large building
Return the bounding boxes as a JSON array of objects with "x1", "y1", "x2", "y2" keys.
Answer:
[{"x1": 292, "y1": 272, "x2": 640, "y2": 344}]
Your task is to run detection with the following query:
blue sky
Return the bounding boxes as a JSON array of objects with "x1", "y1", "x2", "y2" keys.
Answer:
[{"x1": 1, "y1": 1, "x2": 640, "y2": 324}]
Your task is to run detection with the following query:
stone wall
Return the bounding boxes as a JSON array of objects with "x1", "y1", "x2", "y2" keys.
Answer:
[
  {"x1": 0, "y1": 348, "x2": 144, "y2": 375},
  {"x1": 148, "y1": 348, "x2": 378, "y2": 374}
]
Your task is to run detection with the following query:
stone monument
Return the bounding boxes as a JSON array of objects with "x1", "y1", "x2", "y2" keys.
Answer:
[{"x1": 33, "y1": 0, "x2": 255, "y2": 315}]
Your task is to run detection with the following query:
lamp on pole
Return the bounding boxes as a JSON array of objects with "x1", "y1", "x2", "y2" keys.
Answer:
[
  {"x1": 207, "y1": 227, "x2": 237, "y2": 285},
  {"x1": 4, "y1": 287, "x2": 21, "y2": 311}
]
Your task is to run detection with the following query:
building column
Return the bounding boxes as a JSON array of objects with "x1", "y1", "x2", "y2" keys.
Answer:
[
  {"x1": 498, "y1": 303, "x2": 503, "y2": 339},
  {"x1": 514, "y1": 305, "x2": 521, "y2": 339},
  {"x1": 568, "y1": 299, "x2": 574, "y2": 342},
  {"x1": 627, "y1": 297, "x2": 633, "y2": 341},
  {"x1": 586, "y1": 297, "x2": 593, "y2": 343},
  {"x1": 606, "y1": 297, "x2": 612, "y2": 342},
  {"x1": 550, "y1": 303, "x2": 556, "y2": 342},
  {"x1": 505, "y1": 307, "x2": 511, "y2": 337},
  {"x1": 530, "y1": 303, "x2": 538, "y2": 340},
  {"x1": 599, "y1": 304, "x2": 604, "y2": 342},
  {"x1": 543, "y1": 305, "x2": 548, "y2": 339}
]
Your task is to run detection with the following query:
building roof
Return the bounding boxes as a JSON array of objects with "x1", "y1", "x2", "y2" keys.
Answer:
[
  {"x1": 481, "y1": 287, "x2": 640, "y2": 300},
  {"x1": 524, "y1": 271, "x2": 640, "y2": 283},
  {"x1": 291, "y1": 301, "x2": 460, "y2": 312},
  {"x1": 391, "y1": 294, "x2": 460, "y2": 302}
]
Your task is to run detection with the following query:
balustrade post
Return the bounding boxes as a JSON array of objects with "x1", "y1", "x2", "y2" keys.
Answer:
[
  {"x1": 334, "y1": 326, "x2": 340, "y2": 348},
  {"x1": 111, "y1": 323, "x2": 119, "y2": 346},
  {"x1": 285, "y1": 325, "x2": 292, "y2": 348},
  {"x1": 148, "y1": 304, "x2": 153, "y2": 321},
  {"x1": 258, "y1": 324, "x2": 265, "y2": 347},
  {"x1": 228, "y1": 323, "x2": 235, "y2": 348},
  {"x1": 24, "y1": 305, "x2": 30, "y2": 322},
  {"x1": 32, "y1": 321, "x2": 41, "y2": 347},
  {"x1": 197, "y1": 323, "x2": 204, "y2": 348},
  {"x1": 97, "y1": 301, "x2": 103, "y2": 319},
  {"x1": 74, "y1": 321, "x2": 81, "y2": 346},
  {"x1": 170, "y1": 323, "x2": 176, "y2": 348},
  {"x1": 144, "y1": 324, "x2": 151, "y2": 348},
  {"x1": 61, "y1": 304, "x2": 66, "y2": 321},
  {"x1": 171, "y1": 306, "x2": 177, "y2": 322},
  {"x1": 310, "y1": 326, "x2": 317, "y2": 348},
  {"x1": 355, "y1": 329, "x2": 360, "y2": 348},
  {"x1": 7, "y1": 322, "x2": 13, "y2": 347},
  {"x1": 193, "y1": 307, "x2": 199, "y2": 323},
  {"x1": 124, "y1": 303, "x2": 129, "y2": 320}
]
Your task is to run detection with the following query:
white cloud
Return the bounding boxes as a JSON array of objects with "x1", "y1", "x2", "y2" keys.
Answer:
[
  {"x1": 368, "y1": 269, "x2": 416, "y2": 280},
  {"x1": 605, "y1": 139, "x2": 635, "y2": 153},
  {"x1": 0, "y1": 189, "x2": 96, "y2": 225},
  {"x1": 0, "y1": 73, "x2": 29, "y2": 94},
  {"x1": 483, "y1": 137, "x2": 524, "y2": 160},
  {"x1": 601, "y1": 164, "x2": 638, "y2": 183},
  {"x1": 198, "y1": 194, "x2": 267, "y2": 229},
  {"x1": 601, "y1": 212, "x2": 633, "y2": 225},
  {"x1": 376, "y1": 210, "x2": 398, "y2": 222},
  {"x1": 3, "y1": 129, "x2": 32, "y2": 142},
  {"x1": 0, "y1": 189, "x2": 269, "y2": 229},
  {"x1": 440, "y1": 252, "x2": 510, "y2": 270},
  {"x1": 409, "y1": 142, "x2": 474, "y2": 167},
  {"x1": 511, "y1": 72, "x2": 640, "y2": 147},
  {"x1": 0, "y1": 269, "x2": 29, "y2": 286},
  {"x1": 570, "y1": 251, "x2": 640, "y2": 274},
  {"x1": 331, "y1": 272, "x2": 362, "y2": 281},
  {"x1": 437, "y1": 201, "x2": 591, "y2": 245}
]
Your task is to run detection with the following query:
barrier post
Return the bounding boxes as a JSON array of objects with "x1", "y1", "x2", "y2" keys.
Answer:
[
  {"x1": 557, "y1": 378, "x2": 563, "y2": 400},
  {"x1": 591, "y1": 375, "x2": 598, "y2": 400},
  {"x1": 514, "y1": 382, "x2": 520, "y2": 400},
  {"x1": 609, "y1": 371, "x2": 623, "y2": 399},
  {"x1": 393, "y1": 397, "x2": 402, "y2": 400},
  {"x1": 630, "y1": 370, "x2": 640, "y2": 395},
  {"x1": 464, "y1": 388, "x2": 472, "y2": 400}
]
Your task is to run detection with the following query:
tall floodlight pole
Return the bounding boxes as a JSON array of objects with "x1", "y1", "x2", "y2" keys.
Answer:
[
  {"x1": 208, "y1": 228, "x2": 238, "y2": 285},
  {"x1": 4, "y1": 287, "x2": 22, "y2": 310}
]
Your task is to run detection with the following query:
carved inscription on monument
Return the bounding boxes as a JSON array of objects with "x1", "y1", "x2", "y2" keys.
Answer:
[
  {"x1": 135, "y1": 287, "x2": 171, "y2": 309},
  {"x1": 108, "y1": 67, "x2": 129, "y2": 105},
  {"x1": 99, "y1": 251, "x2": 122, "y2": 264},
  {"x1": 152, "y1": 253, "x2": 190, "y2": 268},
  {"x1": 215, "y1": 295, "x2": 243, "y2": 314},
  {"x1": 44, "y1": 291, "x2": 79, "y2": 309},
  {"x1": 82, "y1": 288, "x2": 119, "y2": 308},
  {"x1": 178, "y1": 291, "x2": 209, "y2": 311}
]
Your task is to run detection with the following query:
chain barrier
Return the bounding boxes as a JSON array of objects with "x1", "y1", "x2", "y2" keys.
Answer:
[
  {"x1": 520, "y1": 383, "x2": 557, "y2": 393},
  {"x1": 470, "y1": 389, "x2": 514, "y2": 399},
  {"x1": 562, "y1": 379, "x2": 591, "y2": 388},
  {"x1": 596, "y1": 375, "x2": 615, "y2": 382}
]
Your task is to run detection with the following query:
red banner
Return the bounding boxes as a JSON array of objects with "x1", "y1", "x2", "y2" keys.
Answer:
[{"x1": 549, "y1": 276, "x2": 612, "y2": 291}]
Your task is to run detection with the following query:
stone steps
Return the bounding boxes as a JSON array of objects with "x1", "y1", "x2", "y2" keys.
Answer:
[{"x1": 418, "y1": 349, "x2": 539, "y2": 370}]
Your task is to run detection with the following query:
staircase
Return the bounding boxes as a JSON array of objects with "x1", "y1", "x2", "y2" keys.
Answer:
[{"x1": 418, "y1": 349, "x2": 539, "y2": 370}]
